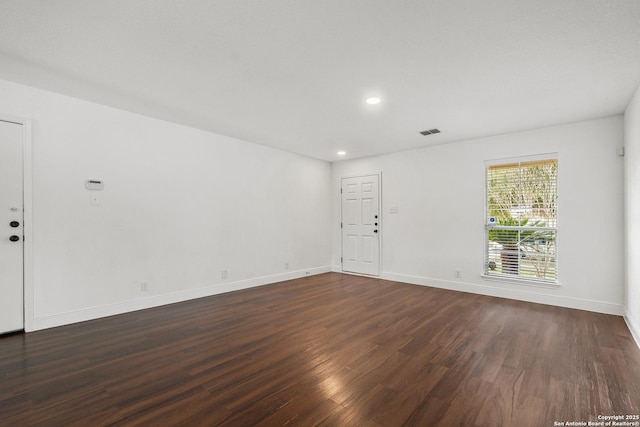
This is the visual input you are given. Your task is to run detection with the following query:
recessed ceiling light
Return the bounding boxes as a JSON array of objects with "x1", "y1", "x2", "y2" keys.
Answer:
[
  {"x1": 337, "y1": 151, "x2": 346, "y2": 156},
  {"x1": 366, "y1": 97, "x2": 381, "y2": 105}
]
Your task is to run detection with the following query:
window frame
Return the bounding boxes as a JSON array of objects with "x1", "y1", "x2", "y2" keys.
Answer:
[{"x1": 483, "y1": 153, "x2": 559, "y2": 286}]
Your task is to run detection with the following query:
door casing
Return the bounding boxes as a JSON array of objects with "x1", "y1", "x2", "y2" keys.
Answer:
[{"x1": 0, "y1": 114, "x2": 33, "y2": 332}]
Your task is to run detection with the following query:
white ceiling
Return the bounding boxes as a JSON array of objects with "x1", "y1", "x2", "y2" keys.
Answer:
[{"x1": 0, "y1": 1, "x2": 639, "y2": 162}]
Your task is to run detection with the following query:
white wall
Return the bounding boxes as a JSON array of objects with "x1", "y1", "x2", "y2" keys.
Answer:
[
  {"x1": 625, "y1": 83, "x2": 640, "y2": 346},
  {"x1": 0, "y1": 78, "x2": 332, "y2": 331},
  {"x1": 332, "y1": 117, "x2": 625, "y2": 315},
  {"x1": 0, "y1": 73, "x2": 631, "y2": 333}
]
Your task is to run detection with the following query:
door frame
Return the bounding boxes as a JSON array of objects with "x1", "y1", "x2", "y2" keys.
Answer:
[
  {"x1": 340, "y1": 172, "x2": 382, "y2": 276},
  {"x1": 1, "y1": 113, "x2": 33, "y2": 332}
]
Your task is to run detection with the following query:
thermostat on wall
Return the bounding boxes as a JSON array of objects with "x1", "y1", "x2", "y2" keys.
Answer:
[{"x1": 85, "y1": 180, "x2": 104, "y2": 191}]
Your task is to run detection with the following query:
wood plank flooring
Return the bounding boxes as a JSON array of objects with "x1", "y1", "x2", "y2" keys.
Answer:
[{"x1": 1, "y1": 272, "x2": 639, "y2": 426}]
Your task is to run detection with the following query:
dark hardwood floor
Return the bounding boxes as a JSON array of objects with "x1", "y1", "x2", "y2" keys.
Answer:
[{"x1": 1, "y1": 272, "x2": 639, "y2": 426}]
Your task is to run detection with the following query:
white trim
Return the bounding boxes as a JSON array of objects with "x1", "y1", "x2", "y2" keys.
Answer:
[
  {"x1": 31, "y1": 266, "x2": 331, "y2": 331},
  {"x1": 481, "y1": 273, "x2": 561, "y2": 288},
  {"x1": 624, "y1": 313, "x2": 640, "y2": 350},
  {"x1": 22, "y1": 121, "x2": 33, "y2": 332},
  {"x1": 484, "y1": 152, "x2": 559, "y2": 167},
  {"x1": 339, "y1": 172, "x2": 383, "y2": 180},
  {"x1": 381, "y1": 271, "x2": 624, "y2": 315},
  {"x1": 0, "y1": 114, "x2": 34, "y2": 332}
]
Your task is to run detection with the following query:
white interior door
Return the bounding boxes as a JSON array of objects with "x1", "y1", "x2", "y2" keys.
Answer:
[
  {"x1": 341, "y1": 174, "x2": 380, "y2": 276},
  {"x1": 0, "y1": 120, "x2": 24, "y2": 334}
]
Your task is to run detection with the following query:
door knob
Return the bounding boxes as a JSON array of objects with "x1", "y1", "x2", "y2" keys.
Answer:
[
  {"x1": 9, "y1": 235, "x2": 20, "y2": 242},
  {"x1": 374, "y1": 230, "x2": 378, "y2": 233},
  {"x1": 10, "y1": 221, "x2": 19, "y2": 228}
]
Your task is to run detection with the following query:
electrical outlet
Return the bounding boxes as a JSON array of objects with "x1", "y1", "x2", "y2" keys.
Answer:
[
  {"x1": 221, "y1": 270, "x2": 228, "y2": 280},
  {"x1": 455, "y1": 270, "x2": 461, "y2": 279},
  {"x1": 285, "y1": 262, "x2": 289, "y2": 270},
  {"x1": 141, "y1": 282, "x2": 148, "y2": 292}
]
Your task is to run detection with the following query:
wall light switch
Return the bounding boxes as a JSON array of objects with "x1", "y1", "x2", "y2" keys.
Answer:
[{"x1": 389, "y1": 206, "x2": 399, "y2": 214}]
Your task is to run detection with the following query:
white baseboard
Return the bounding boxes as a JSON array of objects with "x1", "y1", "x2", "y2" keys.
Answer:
[
  {"x1": 31, "y1": 266, "x2": 331, "y2": 331},
  {"x1": 31, "y1": 267, "x2": 630, "y2": 335},
  {"x1": 624, "y1": 313, "x2": 640, "y2": 350},
  {"x1": 380, "y1": 271, "x2": 624, "y2": 316}
]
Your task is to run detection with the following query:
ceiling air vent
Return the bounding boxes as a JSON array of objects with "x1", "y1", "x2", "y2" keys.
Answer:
[{"x1": 420, "y1": 129, "x2": 441, "y2": 136}]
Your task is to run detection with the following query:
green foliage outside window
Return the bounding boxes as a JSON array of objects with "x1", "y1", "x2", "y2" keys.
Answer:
[{"x1": 486, "y1": 160, "x2": 557, "y2": 280}]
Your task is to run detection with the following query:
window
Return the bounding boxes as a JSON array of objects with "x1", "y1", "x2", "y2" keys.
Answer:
[{"x1": 485, "y1": 155, "x2": 558, "y2": 283}]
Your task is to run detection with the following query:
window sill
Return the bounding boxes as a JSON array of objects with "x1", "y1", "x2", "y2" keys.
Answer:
[{"x1": 481, "y1": 274, "x2": 560, "y2": 289}]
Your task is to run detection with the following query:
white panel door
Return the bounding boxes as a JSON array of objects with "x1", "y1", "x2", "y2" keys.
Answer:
[
  {"x1": 0, "y1": 120, "x2": 24, "y2": 334},
  {"x1": 341, "y1": 175, "x2": 380, "y2": 276}
]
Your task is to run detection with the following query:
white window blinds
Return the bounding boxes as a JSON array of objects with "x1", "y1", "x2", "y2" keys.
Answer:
[{"x1": 485, "y1": 155, "x2": 558, "y2": 282}]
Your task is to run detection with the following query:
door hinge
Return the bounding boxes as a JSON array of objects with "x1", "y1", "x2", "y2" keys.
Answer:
[
  {"x1": 340, "y1": 188, "x2": 342, "y2": 194},
  {"x1": 341, "y1": 222, "x2": 343, "y2": 229},
  {"x1": 341, "y1": 257, "x2": 343, "y2": 263}
]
